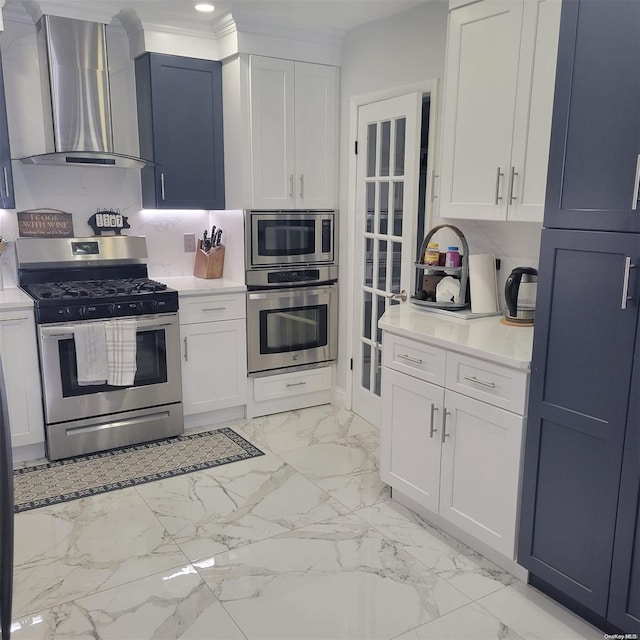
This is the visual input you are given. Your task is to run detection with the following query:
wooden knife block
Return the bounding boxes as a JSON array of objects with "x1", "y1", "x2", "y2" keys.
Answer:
[{"x1": 194, "y1": 241, "x2": 225, "y2": 279}]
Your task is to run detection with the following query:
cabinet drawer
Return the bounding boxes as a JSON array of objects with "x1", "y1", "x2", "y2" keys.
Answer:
[
  {"x1": 383, "y1": 333, "x2": 446, "y2": 385},
  {"x1": 253, "y1": 366, "x2": 332, "y2": 403},
  {"x1": 445, "y1": 352, "x2": 528, "y2": 414},
  {"x1": 180, "y1": 294, "x2": 245, "y2": 324}
]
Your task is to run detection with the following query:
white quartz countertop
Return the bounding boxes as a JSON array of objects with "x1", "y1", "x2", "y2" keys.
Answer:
[
  {"x1": 0, "y1": 287, "x2": 35, "y2": 311},
  {"x1": 154, "y1": 276, "x2": 246, "y2": 296},
  {"x1": 379, "y1": 304, "x2": 533, "y2": 371}
]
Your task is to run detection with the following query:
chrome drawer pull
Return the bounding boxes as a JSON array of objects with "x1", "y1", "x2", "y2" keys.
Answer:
[
  {"x1": 621, "y1": 257, "x2": 636, "y2": 310},
  {"x1": 632, "y1": 154, "x2": 640, "y2": 210},
  {"x1": 160, "y1": 172, "x2": 166, "y2": 200},
  {"x1": 429, "y1": 403, "x2": 439, "y2": 438},
  {"x1": 463, "y1": 375, "x2": 496, "y2": 389},
  {"x1": 494, "y1": 167, "x2": 504, "y2": 204},
  {"x1": 201, "y1": 307, "x2": 227, "y2": 312},
  {"x1": 286, "y1": 381, "x2": 307, "y2": 388},
  {"x1": 184, "y1": 337, "x2": 188, "y2": 362},
  {"x1": 442, "y1": 409, "x2": 450, "y2": 443},
  {"x1": 397, "y1": 353, "x2": 423, "y2": 365}
]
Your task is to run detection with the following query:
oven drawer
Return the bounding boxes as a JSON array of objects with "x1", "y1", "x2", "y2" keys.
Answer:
[
  {"x1": 445, "y1": 352, "x2": 528, "y2": 414},
  {"x1": 180, "y1": 294, "x2": 246, "y2": 324},
  {"x1": 253, "y1": 366, "x2": 332, "y2": 403}
]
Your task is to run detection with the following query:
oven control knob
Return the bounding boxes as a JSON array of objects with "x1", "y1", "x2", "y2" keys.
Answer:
[{"x1": 78, "y1": 306, "x2": 89, "y2": 318}]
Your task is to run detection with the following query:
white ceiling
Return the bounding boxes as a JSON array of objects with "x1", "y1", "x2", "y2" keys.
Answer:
[{"x1": 8, "y1": 0, "x2": 429, "y2": 34}]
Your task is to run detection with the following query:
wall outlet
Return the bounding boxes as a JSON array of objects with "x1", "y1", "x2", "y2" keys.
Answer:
[{"x1": 184, "y1": 233, "x2": 196, "y2": 253}]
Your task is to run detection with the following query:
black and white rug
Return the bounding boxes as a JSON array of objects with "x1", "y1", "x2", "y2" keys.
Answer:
[{"x1": 13, "y1": 428, "x2": 264, "y2": 513}]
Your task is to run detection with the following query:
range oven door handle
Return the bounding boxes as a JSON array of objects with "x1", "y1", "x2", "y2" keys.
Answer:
[{"x1": 40, "y1": 317, "x2": 177, "y2": 338}]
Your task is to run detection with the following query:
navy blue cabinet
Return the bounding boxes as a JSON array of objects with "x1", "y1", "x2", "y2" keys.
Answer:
[
  {"x1": 544, "y1": 0, "x2": 640, "y2": 231},
  {"x1": 135, "y1": 53, "x2": 225, "y2": 210},
  {"x1": 520, "y1": 0, "x2": 640, "y2": 634},
  {"x1": 519, "y1": 229, "x2": 637, "y2": 618},
  {"x1": 0, "y1": 51, "x2": 15, "y2": 210}
]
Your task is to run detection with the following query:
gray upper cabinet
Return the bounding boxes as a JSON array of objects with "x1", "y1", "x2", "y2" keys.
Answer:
[
  {"x1": 544, "y1": 0, "x2": 640, "y2": 231},
  {"x1": 0, "y1": 50, "x2": 15, "y2": 210},
  {"x1": 135, "y1": 53, "x2": 225, "y2": 210}
]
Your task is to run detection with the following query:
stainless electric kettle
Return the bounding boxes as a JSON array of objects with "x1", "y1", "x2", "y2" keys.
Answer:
[{"x1": 504, "y1": 267, "x2": 538, "y2": 323}]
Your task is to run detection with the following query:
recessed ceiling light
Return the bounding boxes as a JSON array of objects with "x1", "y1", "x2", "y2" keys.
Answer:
[{"x1": 195, "y1": 3, "x2": 215, "y2": 13}]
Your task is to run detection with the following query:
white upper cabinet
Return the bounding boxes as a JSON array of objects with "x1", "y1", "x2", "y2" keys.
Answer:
[
  {"x1": 438, "y1": 0, "x2": 561, "y2": 222},
  {"x1": 249, "y1": 56, "x2": 338, "y2": 210}
]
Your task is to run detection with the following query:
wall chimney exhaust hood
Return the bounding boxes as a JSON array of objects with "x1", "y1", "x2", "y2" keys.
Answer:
[{"x1": 19, "y1": 15, "x2": 153, "y2": 169}]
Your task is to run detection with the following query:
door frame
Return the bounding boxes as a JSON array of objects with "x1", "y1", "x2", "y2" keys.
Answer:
[{"x1": 344, "y1": 79, "x2": 440, "y2": 412}]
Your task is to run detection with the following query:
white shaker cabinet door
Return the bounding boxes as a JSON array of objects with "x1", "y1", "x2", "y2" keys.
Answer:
[
  {"x1": 181, "y1": 319, "x2": 247, "y2": 415},
  {"x1": 249, "y1": 56, "x2": 296, "y2": 209},
  {"x1": 508, "y1": 0, "x2": 562, "y2": 222},
  {"x1": 439, "y1": 390, "x2": 524, "y2": 558},
  {"x1": 380, "y1": 367, "x2": 443, "y2": 513},
  {"x1": 294, "y1": 62, "x2": 338, "y2": 210},
  {"x1": 0, "y1": 312, "x2": 45, "y2": 448},
  {"x1": 438, "y1": 0, "x2": 524, "y2": 220}
]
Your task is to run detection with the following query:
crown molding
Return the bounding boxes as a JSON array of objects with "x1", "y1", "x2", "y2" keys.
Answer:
[{"x1": 20, "y1": 0, "x2": 118, "y2": 24}]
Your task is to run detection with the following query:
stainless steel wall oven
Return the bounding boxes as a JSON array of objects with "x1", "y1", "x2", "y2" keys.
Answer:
[
  {"x1": 16, "y1": 236, "x2": 183, "y2": 460},
  {"x1": 244, "y1": 210, "x2": 338, "y2": 375}
]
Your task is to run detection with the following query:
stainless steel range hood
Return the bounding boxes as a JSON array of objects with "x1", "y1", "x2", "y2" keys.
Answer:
[{"x1": 20, "y1": 15, "x2": 152, "y2": 169}]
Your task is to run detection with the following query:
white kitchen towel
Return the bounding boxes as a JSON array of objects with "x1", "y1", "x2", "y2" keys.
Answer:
[
  {"x1": 105, "y1": 318, "x2": 138, "y2": 387},
  {"x1": 74, "y1": 323, "x2": 108, "y2": 385}
]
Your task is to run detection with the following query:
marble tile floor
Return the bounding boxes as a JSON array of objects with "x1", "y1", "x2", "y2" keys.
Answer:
[{"x1": 10, "y1": 404, "x2": 603, "y2": 640}]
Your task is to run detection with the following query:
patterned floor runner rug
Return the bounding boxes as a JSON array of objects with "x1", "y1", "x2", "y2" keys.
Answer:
[{"x1": 13, "y1": 427, "x2": 263, "y2": 513}]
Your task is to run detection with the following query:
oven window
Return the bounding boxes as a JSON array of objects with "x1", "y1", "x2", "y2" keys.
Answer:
[
  {"x1": 58, "y1": 330, "x2": 168, "y2": 397},
  {"x1": 260, "y1": 305, "x2": 327, "y2": 353},
  {"x1": 257, "y1": 220, "x2": 315, "y2": 256}
]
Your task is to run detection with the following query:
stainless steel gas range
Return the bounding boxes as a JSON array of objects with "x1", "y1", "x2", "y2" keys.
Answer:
[{"x1": 16, "y1": 236, "x2": 183, "y2": 461}]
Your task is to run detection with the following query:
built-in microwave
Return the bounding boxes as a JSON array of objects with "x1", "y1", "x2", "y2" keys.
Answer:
[{"x1": 245, "y1": 210, "x2": 336, "y2": 269}]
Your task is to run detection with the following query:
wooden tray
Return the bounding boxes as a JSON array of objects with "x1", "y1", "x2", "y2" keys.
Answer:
[{"x1": 194, "y1": 241, "x2": 225, "y2": 279}]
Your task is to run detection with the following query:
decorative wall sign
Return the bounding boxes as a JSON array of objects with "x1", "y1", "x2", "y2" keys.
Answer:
[
  {"x1": 17, "y1": 209, "x2": 74, "y2": 238},
  {"x1": 87, "y1": 210, "x2": 131, "y2": 236}
]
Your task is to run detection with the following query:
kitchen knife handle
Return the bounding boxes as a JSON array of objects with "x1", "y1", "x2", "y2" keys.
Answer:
[
  {"x1": 2, "y1": 166, "x2": 9, "y2": 200},
  {"x1": 299, "y1": 174, "x2": 304, "y2": 199},
  {"x1": 632, "y1": 155, "x2": 640, "y2": 210},
  {"x1": 183, "y1": 337, "x2": 188, "y2": 361},
  {"x1": 621, "y1": 256, "x2": 636, "y2": 309},
  {"x1": 429, "y1": 403, "x2": 439, "y2": 438},
  {"x1": 508, "y1": 166, "x2": 518, "y2": 205},
  {"x1": 289, "y1": 174, "x2": 294, "y2": 199},
  {"x1": 160, "y1": 172, "x2": 166, "y2": 201},
  {"x1": 494, "y1": 167, "x2": 504, "y2": 204}
]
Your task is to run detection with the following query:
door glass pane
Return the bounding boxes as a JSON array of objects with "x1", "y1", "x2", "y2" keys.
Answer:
[
  {"x1": 391, "y1": 242, "x2": 402, "y2": 292},
  {"x1": 363, "y1": 291, "x2": 372, "y2": 339},
  {"x1": 366, "y1": 182, "x2": 375, "y2": 233},
  {"x1": 364, "y1": 238, "x2": 373, "y2": 287},
  {"x1": 376, "y1": 295, "x2": 385, "y2": 344},
  {"x1": 380, "y1": 120, "x2": 391, "y2": 177},
  {"x1": 366, "y1": 124, "x2": 377, "y2": 178},
  {"x1": 377, "y1": 240, "x2": 387, "y2": 290},
  {"x1": 361, "y1": 342, "x2": 371, "y2": 390},
  {"x1": 394, "y1": 117, "x2": 406, "y2": 176},
  {"x1": 379, "y1": 182, "x2": 389, "y2": 235},
  {"x1": 393, "y1": 182, "x2": 403, "y2": 237},
  {"x1": 374, "y1": 346, "x2": 382, "y2": 396}
]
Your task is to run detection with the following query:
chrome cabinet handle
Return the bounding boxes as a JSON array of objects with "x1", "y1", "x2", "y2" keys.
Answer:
[
  {"x1": 463, "y1": 375, "x2": 496, "y2": 389},
  {"x1": 387, "y1": 290, "x2": 407, "y2": 302},
  {"x1": 160, "y1": 172, "x2": 166, "y2": 200},
  {"x1": 430, "y1": 170, "x2": 439, "y2": 201},
  {"x1": 494, "y1": 167, "x2": 504, "y2": 204},
  {"x1": 201, "y1": 307, "x2": 227, "y2": 312},
  {"x1": 429, "y1": 403, "x2": 439, "y2": 438},
  {"x1": 441, "y1": 409, "x2": 450, "y2": 443},
  {"x1": 397, "y1": 353, "x2": 422, "y2": 364},
  {"x1": 2, "y1": 166, "x2": 9, "y2": 200},
  {"x1": 286, "y1": 381, "x2": 307, "y2": 388},
  {"x1": 632, "y1": 155, "x2": 640, "y2": 210},
  {"x1": 183, "y1": 337, "x2": 188, "y2": 361},
  {"x1": 299, "y1": 174, "x2": 304, "y2": 199},
  {"x1": 0, "y1": 316, "x2": 29, "y2": 322},
  {"x1": 508, "y1": 166, "x2": 518, "y2": 205},
  {"x1": 621, "y1": 256, "x2": 636, "y2": 309},
  {"x1": 289, "y1": 174, "x2": 294, "y2": 199}
]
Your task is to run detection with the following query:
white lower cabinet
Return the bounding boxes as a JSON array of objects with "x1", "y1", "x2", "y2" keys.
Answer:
[
  {"x1": 381, "y1": 331, "x2": 527, "y2": 561},
  {"x1": 0, "y1": 311, "x2": 45, "y2": 448},
  {"x1": 179, "y1": 294, "x2": 247, "y2": 415}
]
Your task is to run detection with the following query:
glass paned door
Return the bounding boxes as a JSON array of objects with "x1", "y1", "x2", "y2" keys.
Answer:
[{"x1": 352, "y1": 93, "x2": 422, "y2": 426}]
